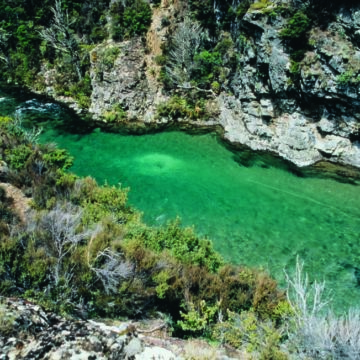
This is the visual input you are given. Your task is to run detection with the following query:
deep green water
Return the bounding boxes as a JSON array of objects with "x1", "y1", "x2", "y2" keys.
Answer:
[{"x1": 1, "y1": 90, "x2": 360, "y2": 310}]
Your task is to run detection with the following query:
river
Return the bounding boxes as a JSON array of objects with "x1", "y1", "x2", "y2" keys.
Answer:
[{"x1": 1, "y1": 88, "x2": 359, "y2": 311}]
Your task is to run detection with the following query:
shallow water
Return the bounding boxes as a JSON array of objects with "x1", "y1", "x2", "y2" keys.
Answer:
[{"x1": 1, "y1": 89, "x2": 360, "y2": 311}]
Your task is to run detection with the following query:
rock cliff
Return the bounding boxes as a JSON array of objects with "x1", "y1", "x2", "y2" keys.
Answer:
[
  {"x1": 218, "y1": 5, "x2": 360, "y2": 168},
  {"x1": 88, "y1": 1, "x2": 360, "y2": 169}
]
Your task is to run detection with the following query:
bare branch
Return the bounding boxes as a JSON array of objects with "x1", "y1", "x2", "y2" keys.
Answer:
[
  {"x1": 89, "y1": 248, "x2": 134, "y2": 294},
  {"x1": 39, "y1": 0, "x2": 82, "y2": 80},
  {"x1": 38, "y1": 202, "x2": 93, "y2": 285},
  {"x1": 284, "y1": 256, "x2": 328, "y2": 323},
  {"x1": 165, "y1": 17, "x2": 205, "y2": 88},
  {"x1": 285, "y1": 257, "x2": 360, "y2": 359}
]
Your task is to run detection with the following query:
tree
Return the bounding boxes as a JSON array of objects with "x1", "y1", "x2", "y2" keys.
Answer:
[
  {"x1": 39, "y1": 0, "x2": 82, "y2": 80},
  {"x1": 89, "y1": 248, "x2": 134, "y2": 294},
  {"x1": 165, "y1": 17, "x2": 204, "y2": 89},
  {"x1": 0, "y1": 28, "x2": 10, "y2": 65},
  {"x1": 38, "y1": 202, "x2": 92, "y2": 285}
]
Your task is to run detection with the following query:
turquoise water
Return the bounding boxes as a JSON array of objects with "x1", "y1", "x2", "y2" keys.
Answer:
[{"x1": 1, "y1": 90, "x2": 360, "y2": 310}]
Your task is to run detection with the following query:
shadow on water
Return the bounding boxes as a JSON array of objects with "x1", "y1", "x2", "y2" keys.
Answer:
[{"x1": 220, "y1": 136, "x2": 360, "y2": 185}]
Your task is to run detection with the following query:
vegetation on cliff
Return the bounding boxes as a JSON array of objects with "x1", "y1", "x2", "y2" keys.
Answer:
[
  {"x1": 0, "y1": 0, "x2": 153, "y2": 108},
  {"x1": 1, "y1": 0, "x2": 357, "y2": 116}
]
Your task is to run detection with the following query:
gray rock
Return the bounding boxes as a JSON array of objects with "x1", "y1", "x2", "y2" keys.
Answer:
[
  {"x1": 135, "y1": 346, "x2": 177, "y2": 360},
  {"x1": 124, "y1": 337, "x2": 144, "y2": 358},
  {"x1": 89, "y1": 39, "x2": 166, "y2": 123}
]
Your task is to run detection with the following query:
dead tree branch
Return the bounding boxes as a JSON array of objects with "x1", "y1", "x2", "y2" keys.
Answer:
[{"x1": 39, "y1": 0, "x2": 82, "y2": 80}]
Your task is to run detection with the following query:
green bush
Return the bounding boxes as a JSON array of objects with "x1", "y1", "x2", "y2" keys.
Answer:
[
  {"x1": 66, "y1": 74, "x2": 92, "y2": 109},
  {"x1": 80, "y1": 181, "x2": 131, "y2": 226},
  {"x1": 178, "y1": 300, "x2": 219, "y2": 334},
  {"x1": 156, "y1": 96, "x2": 209, "y2": 121},
  {"x1": 135, "y1": 218, "x2": 223, "y2": 272},
  {"x1": 280, "y1": 11, "x2": 311, "y2": 41},
  {"x1": 236, "y1": 0, "x2": 252, "y2": 18},
  {"x1": 250, "y1": 0, "x2": 273, "y2": 11},
  {"x1": 102, "y1": 104, "x2": 127, "y2": 123},
  {"x1": 4, "y1": 144, "x2": 32, "y2": 170},
  {"x1": 102, "y1": 47, "x2": 120, "y2": 68},
  {"x1": 154, "y1": 55, "x2": 167, "y2": 66},
  {"x1": 110, "y1": 0, "x2": 152, "y2": 40},
  {"x1": 193, "y1": 50, "x2": 223, "y2": 88},
  {"x1": 212, "y1": 309, "x2": 288, "y2": 358},
  {"x1": 43, "y1": 148, "x2": 74, "y2": 171},
  {"x1": 336, "y1": 70, "x2": 360, "y2": 86}
]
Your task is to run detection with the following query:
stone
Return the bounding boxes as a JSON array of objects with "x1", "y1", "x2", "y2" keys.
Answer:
[
  {"x1": 124, "y1": 337, "x2": 144, "y2": 358},
  {"x1": 135, "y1": 346, "x2": 177, "y2": 360}
]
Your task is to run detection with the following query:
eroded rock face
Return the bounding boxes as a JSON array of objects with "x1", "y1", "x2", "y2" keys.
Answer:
[
  {"x1": 219, "y1": 5, "x2": 360, "y2": 168},
  {"x1": 89, "y1": 38, "x2": 166, "y2": 123}
]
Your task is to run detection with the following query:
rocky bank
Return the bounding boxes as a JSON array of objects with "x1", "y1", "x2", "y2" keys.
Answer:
[
  {"x1": 85, "y1": 0, "x2": 360, "y2": 169},
  {"x1": 0, "y1": 297, "x2": 243, "y2": 360}
]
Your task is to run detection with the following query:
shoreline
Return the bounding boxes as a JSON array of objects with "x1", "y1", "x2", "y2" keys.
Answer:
[{"x1": 1, "y1": 83, "x2": 360, "y2": 183}]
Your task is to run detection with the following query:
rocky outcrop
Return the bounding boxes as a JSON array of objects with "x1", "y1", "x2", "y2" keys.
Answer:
[
  {"x1": 89, "y1": 38, "x2": 157, "y2": 122},
  {"x1": 0, "y1": 298, "x2": 242, "y2": 360},
  {"x1": 86, "y1": 1, "x2": 360, "y2": 169},
  {"x1": 0, "y1": 297, "x2": 179, "y2": 360},
  {"x1": 220, "y1": 5, "x2": 360, "y2": 168}
]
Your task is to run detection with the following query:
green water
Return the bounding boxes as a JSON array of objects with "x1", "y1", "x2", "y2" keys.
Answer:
[{"x1": 1, "y1": 90, "x2": 360, "y2": 310}]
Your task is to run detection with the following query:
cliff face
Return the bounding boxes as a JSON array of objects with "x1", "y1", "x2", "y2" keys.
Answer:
[
  {"x1": 39, "y1": 0, "x2": 359, "y2": 169},
  {"x1": 217, "y1": 5, "x2": 360, "y2": 168}
]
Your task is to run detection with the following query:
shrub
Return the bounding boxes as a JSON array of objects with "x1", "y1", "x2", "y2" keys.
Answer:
[
  {"x1": 66, "y1": 74, "x2": 92, "y2": 109},
  {"x1": 280, "y1": 11, "x2": 311, "y2": 41},
  {"x1": 0, "y1": 116, "x2": 13, "y2": 129},
  {"x1": 236, "y1": 0, "x2": 252, "y2": 18},
  {"x1": 110, "y1": 0, "x2": 152, "y2": 40},
  {"x1": 285, "y1": 257, "x2": 360, "y2": 359},
  {"x1": 156, "y1": 96, "x2": 210, "y2": 121},
  {"x1": 43, "y1": 148, "x2": 74, "y2": 171},
  {"x1": 4, "y1": 144, "x2": 32, "y2": 170},
  {"x1": 80, "y1": 182, "x2": 132, "y2": 226},
  {"x1": 102, "y1": 104, "x2": 127, "y2": 123},
  {"x1": 336, "y1": 70, "x2": 360, "y2": 86},
  {"x1": 131, "y1": 218, "x2": 223, "y2": 272},
  {"x1": 193, "y1": 50, "x2": 223, "y2": 88},
  {"x1": 102, "y1": 47, "x2": 120, "y2": 69},
  {"x1": 154, "y1": 55, "x2": 167, "y2": 66},
  {"x1": 250, "y1": 0, "x2": 273, "y2": 11},
  {"x1": 177, "y1": 300, "x2": 219, "y2": 334},
  {"x1": 212, "y1": 309, "x2": 287, "y2": 358}
]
